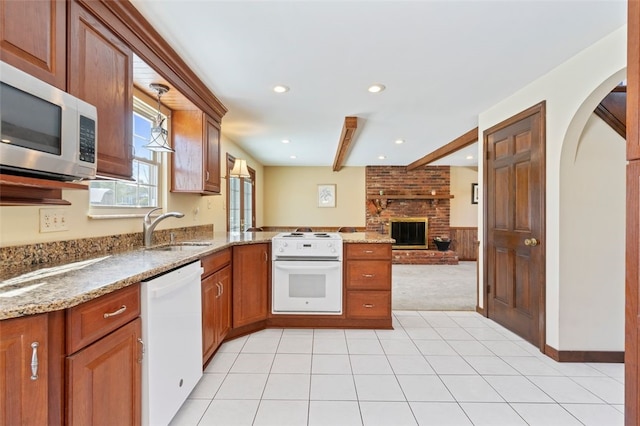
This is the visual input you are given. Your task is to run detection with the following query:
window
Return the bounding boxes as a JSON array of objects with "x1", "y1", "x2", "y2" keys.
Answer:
[
  {"x1": 89, "y1": 97, "x2": 161, "y2": 208},
  {"x1": 227, "y1": 154, "x2": 256, "y2": 232}
]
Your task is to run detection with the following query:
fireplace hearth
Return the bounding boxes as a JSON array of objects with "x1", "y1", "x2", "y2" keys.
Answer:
[{"x1": 390, "y1": 217, "x2": 428, "y2": 249}]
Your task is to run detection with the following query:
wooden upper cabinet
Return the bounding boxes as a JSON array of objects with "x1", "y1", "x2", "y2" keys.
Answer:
[
  {"x1": 68, "y1": 0, "x2": 134, "y2": 180},
  {"x1": 205, "y1": 117, "x2": 221, "y2": 193},
  {"x1": 0, "y1": 0, "x2": 66, "y2": 89},
  {"x1": 172, "y1": 110, "x2": 221, "y2": 194}
]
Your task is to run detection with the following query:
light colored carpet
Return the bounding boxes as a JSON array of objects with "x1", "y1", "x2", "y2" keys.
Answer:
[{"x1": 392, "y1": 261, "x2": 477, "y2": 311}]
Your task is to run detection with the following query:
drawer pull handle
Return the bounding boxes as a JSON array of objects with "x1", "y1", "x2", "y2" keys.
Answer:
[
  {"x1": 103, "y1": 305, "x2": 127, "y2": 318},
  {"x1": 216, "y1": 282, "x2": 223, "y2": 298},
  {"x1": 30, "y1": 342, "x2": 39, "y2": 380},
  {"x1": 137, "y1": 338, "x2": 145, "y2": 363},
  {"x1": 362, "y1": 274, "x2": 375, "y2": 278},
  {"x1": 364, "y1": 250, "x2": 374, "y2": 254},
  {"x1": 363, "y1": 304, "x2": 375, "y2": 308}
]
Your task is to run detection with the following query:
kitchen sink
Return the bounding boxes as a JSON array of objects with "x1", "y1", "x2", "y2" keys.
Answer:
[{"x1": 147, "y1": 242, "x2": 213, "y2": 252}]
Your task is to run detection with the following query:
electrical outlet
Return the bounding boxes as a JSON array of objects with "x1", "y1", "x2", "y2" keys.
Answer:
[{"x1": 39, "y1": 208, "x2": 69, "y2": 233}]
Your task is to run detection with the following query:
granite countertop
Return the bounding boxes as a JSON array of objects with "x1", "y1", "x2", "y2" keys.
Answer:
[{"x1": 0, "y1": 232, "x2": 393, "y2": 320}]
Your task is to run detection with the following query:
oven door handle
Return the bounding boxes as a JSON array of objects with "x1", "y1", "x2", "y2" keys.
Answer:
[{"x1": 275, "y1": 264, "x2": 340, "y2": 271}]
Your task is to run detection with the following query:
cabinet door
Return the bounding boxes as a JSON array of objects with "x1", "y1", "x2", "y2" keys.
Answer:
[
  {"x1": 201, "y1": 274, "x2": 218, "y2": 364},
  {"x1": 66, "y1": 318, "x2": 141, "y2": 426},
  {"x1": 0, "y1": 0, "x2": 66, "y2": 89},
  {"x1": 0, "y1": 314, "x2": 49, "y2": 426},
  {"x1": 204, "y1": 117, "x2": 221, "y2": 193},
  {"x1": 215, "y1": 265, "x2": 232, "y2": 343},
  {"x1": 68, "y1": 0, "x2": 133, "y2": 180},
  {"x1": 233, "y1": 244, "x2": 269, "y2": 327},
  {"x1": 172, "y1": 111, "x2": 221, "y2": 194},
  {"x1": 172, "y1": 110, "x2": 205, "y2": 193}
]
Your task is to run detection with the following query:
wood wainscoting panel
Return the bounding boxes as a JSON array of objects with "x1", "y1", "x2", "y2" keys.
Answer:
[{"x1": 450, "y1": 227, "x2": 478, "y2": 260}]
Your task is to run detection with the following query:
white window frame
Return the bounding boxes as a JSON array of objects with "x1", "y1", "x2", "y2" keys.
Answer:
[{"x1": 88, "y1": 95, "x2": 167, "y2": 218}]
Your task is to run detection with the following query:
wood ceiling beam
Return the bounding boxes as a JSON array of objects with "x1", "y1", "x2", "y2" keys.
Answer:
[
  {"x1": 406, "y1": 127, "x2": 478, "y2": 170},
  {"x1": 332, "y1": 117, "x2": 358, "y2": 171}
]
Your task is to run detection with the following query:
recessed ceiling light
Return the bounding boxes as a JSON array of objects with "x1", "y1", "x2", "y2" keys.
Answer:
[
  {"x1": 395, "y1": 139, "x2": 405, "y2": 144},
  {"x1": 290, "y1": 155, "x2": 297, "y2": 159},
  {"x1": 282, "y1": 139, "x2": 290, "y2": 144},
  {"x1": 368, "y1": 84, "x2": 386, "y2": 93},
  {"x1": 378, "y1": 155, "x2": 386, "y2": 160},
  {"x1": 466, "y1": 155, "x2": 474, "y2": 160},
  {"x1": 273, "y1": 85, "x2": 289, "y2": 93}
]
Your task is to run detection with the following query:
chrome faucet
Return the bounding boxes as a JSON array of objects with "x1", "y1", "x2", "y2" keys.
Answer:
[{"x1": 143, "y1": 207, "x2": 185, "y2": 247}]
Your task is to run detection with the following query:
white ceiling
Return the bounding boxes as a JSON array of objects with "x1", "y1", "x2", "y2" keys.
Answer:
[{"x1": 130, "y1": 0, "x2": 626, "y2": 168}]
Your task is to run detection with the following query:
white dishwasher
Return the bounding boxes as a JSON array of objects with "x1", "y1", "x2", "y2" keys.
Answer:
[{"x1": 141, "y1": 260, "x2": 203, "y2": 426}]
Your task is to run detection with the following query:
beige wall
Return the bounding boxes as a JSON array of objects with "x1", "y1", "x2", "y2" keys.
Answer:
[
  {"x1": 450, "y1": 166, "x2": 478, "y2": 227},
  {"x1": 559, "y1": 114, "x2": 625, "y2": 351},
  {"x1": 263, "y1": 166, "x2": 365, "y2": 228},
  {"x1": 478, "y1": 25, "x2": 626, "y2": 350},
  {"x1": 0, "y1": 135, "x2": 259, "y2": 247}
]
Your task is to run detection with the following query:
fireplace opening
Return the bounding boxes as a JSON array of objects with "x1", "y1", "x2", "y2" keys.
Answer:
[{"x1": 389, "y1": 217, "x2": 428, "y2": 249}]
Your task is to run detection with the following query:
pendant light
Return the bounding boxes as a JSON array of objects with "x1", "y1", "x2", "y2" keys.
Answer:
[{"x1": 143, "y1": 83, "x2": 174, "y2": 153}]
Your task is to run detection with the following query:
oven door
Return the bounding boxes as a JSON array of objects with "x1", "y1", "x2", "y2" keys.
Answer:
[{"x1": 272, "y1": 260, "x2": 342, "y2": 315}]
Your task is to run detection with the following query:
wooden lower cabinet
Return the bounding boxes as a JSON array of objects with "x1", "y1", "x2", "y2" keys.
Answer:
[
  {"x1": 202, "y1": 250, "x2": 232, "y2": 364},
  {"x1": 344, "y1": 243, "x2": 392, "y2": 322},
  {"x1": 0, "y1": 312, "x2": 64, "y2": 426},
  {"x1": 65, "y1": 284, "x2": 142, "y2": 425},
  {"x1": 66, "y1": 318, "x2": 141, "y2": 426},
  {"x1": 233, "y1": 243, "x2": 269, "y2": 328}
]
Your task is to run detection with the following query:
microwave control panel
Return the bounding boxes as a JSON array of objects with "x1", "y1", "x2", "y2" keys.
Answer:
[{"x1": 79, "y1": 115, "x2": 96, "y2": 164}]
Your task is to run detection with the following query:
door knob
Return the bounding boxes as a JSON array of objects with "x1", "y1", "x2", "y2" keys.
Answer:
[{"x1": 524, "y1": 238, "x2": 539, "y2": 247}]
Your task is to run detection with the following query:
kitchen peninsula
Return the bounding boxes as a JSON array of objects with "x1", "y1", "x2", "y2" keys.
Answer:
[
  {"x1": 0, "y1": 232, "x2": 393, "y2": 322},
  {"x1": 1, "y1": 231, "x2": 393, "y2": 425}
]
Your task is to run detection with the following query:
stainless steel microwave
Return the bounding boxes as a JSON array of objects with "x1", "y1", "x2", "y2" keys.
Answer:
[{"x1": 0, "y1": 61, "x2": 98, "y2": 181}]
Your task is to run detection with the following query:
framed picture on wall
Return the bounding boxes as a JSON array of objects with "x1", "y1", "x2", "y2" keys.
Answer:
[
  {"x1": 318, "y1": 184, "x2": 336, "y2": 208},
  {"x1": 472, "y1": 183, "x2": 479, "y2": 204}
]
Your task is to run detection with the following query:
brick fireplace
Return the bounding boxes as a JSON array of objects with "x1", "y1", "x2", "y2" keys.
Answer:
[{"x1": 366, "y1": 166, "x2": 458, "y2": 265}]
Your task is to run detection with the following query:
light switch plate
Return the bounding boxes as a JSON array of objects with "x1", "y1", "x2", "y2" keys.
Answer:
[{"x1": 39, "y1": 208, "x2": 69, "y2": 233}]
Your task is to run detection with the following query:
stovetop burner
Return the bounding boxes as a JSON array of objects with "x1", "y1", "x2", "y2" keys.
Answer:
[
  {"x1": 272, "y1": 231, "x2": 343, "y2": 260},
  {"x1": 278, "y1": 232, "x2": 337, "y2": 238}
]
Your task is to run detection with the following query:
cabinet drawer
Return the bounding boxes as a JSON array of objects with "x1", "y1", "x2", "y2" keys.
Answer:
[
  {"x1": 66, "y1": 284, "x2": 140, "y2": 354},
  {"x1": 346, "y1": 291, "x2": 391, "y2": 319},
  {"x1": 346, "y1": 261, "x2": 391, "y2": 290},
  {"x1": 202, "y1": 249, "x2": 231, "y2": 277},
  {"x1": 345, "y1": 244, "x2": 391, "y2": 260}
]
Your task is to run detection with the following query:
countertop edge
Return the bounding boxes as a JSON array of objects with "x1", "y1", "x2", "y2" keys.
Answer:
[{"x1": 1, "y1": 232, "x2": 393, "y2": 320}]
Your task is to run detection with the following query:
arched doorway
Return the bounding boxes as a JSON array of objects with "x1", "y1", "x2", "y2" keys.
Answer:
[{"x1": 559, "y1": 69, "x2": 626, "y2": 356}]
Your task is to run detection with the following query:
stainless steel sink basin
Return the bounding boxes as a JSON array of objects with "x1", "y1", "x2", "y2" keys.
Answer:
[{"x1": 147, "y1": 242, "x2": 212, "y2": 252}]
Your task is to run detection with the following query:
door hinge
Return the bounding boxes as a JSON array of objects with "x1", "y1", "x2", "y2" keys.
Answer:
[{"x1": 487, "y1": 285, "x2": 491, "y2": 293}]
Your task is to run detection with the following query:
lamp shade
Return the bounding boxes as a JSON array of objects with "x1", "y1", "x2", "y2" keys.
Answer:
[{"x1": 230, "y1": 159, "x2": 250, "y2": 178}]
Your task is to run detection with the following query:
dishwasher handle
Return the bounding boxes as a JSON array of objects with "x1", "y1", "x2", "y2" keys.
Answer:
[{"x1": 149, "y1": 266, "x2": 204, "y2": 299}]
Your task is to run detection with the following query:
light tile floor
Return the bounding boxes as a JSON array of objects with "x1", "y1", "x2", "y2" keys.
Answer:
[{"x1": 169, "y1": 311, "x2": 624, "y2": 426}]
